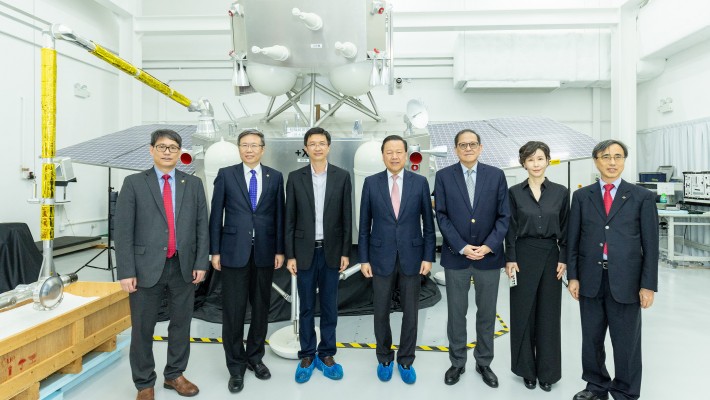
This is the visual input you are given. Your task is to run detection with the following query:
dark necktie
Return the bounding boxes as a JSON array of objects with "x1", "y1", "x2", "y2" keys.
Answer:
[
  {"x1": 162, "y1": 174, "x2": 176, "y2": 258},
  {"x1": 249, "y1": 170, "x2": 257, "y2": 211},
  {"x1": 603, "y1": 183, "x2": 614, "y2": 256}
]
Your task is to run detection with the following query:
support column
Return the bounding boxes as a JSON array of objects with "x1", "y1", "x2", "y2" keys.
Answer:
[{"x1": 610, "y1": 2, "x2": 639, "y2": 181}]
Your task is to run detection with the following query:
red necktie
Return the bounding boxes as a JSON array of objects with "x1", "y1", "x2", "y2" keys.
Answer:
[
  {"x1": 603, "y1": 183, "x2": 614, "y2": 255},
  {"x1": 162, "y1": 174, "x2": 176, "y2": 258}
]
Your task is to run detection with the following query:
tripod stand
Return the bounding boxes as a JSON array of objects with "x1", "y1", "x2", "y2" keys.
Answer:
[{"x1": 75, "y1": 167, "x2": 116, "y2": 281}]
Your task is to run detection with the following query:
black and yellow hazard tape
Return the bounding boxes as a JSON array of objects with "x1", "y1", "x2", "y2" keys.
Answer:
[{"x1": 153, "y1": 314, "x2": 509, "y2": 352}]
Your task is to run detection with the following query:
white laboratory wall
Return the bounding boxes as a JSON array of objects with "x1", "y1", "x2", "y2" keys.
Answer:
[
  {"x1": 0, "y1": 0, "x2": 122, "y2": 241},
  {"x1": 637, "y1": 39, "x2": 710, "y2": 131}
]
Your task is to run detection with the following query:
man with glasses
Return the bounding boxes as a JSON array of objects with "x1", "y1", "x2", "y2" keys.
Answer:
[
  {"x1": 433, "y1": 129, "x2": 510, "y2": 388},
  {"x1": 285, "y1": 127, "x2": 352, "y2": 383},
  {"x1": 567, "y1": 140, "x2": 658, "y2": 400},
  {"x1": 209, "y1": 129, "x2": 285, "y2": 393},
  {"x1": 115, "y1": 129, "x2": 209, "y2": 400}
]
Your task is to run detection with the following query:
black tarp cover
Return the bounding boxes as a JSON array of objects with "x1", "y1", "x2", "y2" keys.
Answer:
[{"x1": 0, "y1": 223, "x2": 42, "y2": 292}]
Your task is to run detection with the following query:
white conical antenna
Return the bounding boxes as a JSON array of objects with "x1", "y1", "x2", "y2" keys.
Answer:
[
  {"x1": 420, "y1": 145, "x2": 448, "y2": 158},
  {"x1": 334, "y1": 41, "x2": 358, "y2": 59},
  {"x1": 403, "y1": 99, "x2": 429, "y2": 136},
  {"x1": 252, "y1": 45, "x2": 290, "y2": 61},
  {"x1": 292, "y1": 8, "x2": 323, "y2": 30}
]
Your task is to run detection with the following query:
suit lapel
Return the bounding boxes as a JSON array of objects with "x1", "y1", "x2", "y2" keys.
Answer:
[
  {"x1": 398, "y1": 170, "x2": 414, "y2": 219},
  {"x1": 322, "y1": 165, "x2": 334, "y2": 212},
  {"x1": 303, "y1": 166, "x2": 316, "y2": 214},
  {"x1": 145, "y1": 169, "x2": 167, "y2": 223},
  {"x1": 233, "y1": 163, "x2": 252, "y2": 207},
  {"x1": 256, "y1": 165, "x2": 272, "y2": 210},
  {"x1": 377, "y1": 172, "x2": 397, "y2": 220},
  {"x1": 174, "y1": 169, "x2": 186, "y2": 219},
  {"x1": 589, "y1": 183, "x2": 606, "y2": 220},
  {"x1": 607, "y1": 180, "x2": 631, "y2": 222},
  {"x1": 471, "y1": 163, "x2": 487, "y2": 213},
  {"x1": 452, "y1": 164, "x2": 472, "y2": 212}
]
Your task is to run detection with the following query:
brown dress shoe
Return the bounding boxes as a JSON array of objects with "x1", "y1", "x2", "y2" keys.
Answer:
[
  {"x1": 164, "y1": 375, "x2": 199, "y2": 397},
  {"x1": 136, "y1": 387, "x2": 154, "y2": 400}
]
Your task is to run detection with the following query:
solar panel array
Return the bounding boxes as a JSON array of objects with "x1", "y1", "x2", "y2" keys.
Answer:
[
  {"x1": 429, "y1": 116, "x2": 597, "y2": 170},
  {"x1": 57, "y1": 124, "x2": 197, "y2": 174}
]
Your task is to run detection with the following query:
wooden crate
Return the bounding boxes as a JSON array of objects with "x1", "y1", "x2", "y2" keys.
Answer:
[{"x1": 0, "y1": 282, "x2": 130, "y2": 400}]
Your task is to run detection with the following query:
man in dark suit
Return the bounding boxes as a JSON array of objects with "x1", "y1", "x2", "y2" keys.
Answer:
[
  {"x1": 209, "y1": 129, "x2": 285, "y2": 393},
  {"x1": 115, "y1": 129, "x2": 209, "y2": 400},
  {"x1": 567, "y1": 140, "x2": 658, "y2": 400},
  {"x1": 285, "y1": 127, "x2": 352, "y2": 383},
  {"x1": 434, "y1": 129, "x2": 510, "y2": 388},
  {"x1": 358, "y1": 135, "x2": 436, "y2": 385}
]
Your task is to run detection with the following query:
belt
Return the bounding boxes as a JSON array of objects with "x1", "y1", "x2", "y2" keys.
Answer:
[
  {"x1": 601, "y1": 261, "x2": 608, "y2": 269},
  {"x1": 315, "y1": 240, "x2": 324, "y2": 248}
]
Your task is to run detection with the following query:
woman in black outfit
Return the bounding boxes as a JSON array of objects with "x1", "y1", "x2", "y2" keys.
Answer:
[{"x1": 505, "y1": 141, "x2": 569, "y2": 392}]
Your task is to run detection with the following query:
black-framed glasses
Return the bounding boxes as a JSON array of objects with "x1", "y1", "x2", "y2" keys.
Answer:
[
  {"x1": 154, "y1": 144, "x2": 180, "y2": 153},
  {"x1": 239, "y1": 143, "x2": 264, "y2": 150},
  {"x1": 597, "y1": 154, "x2": 626, "y2": 162},
  {"x1": 457, "y1": 142, "x2": 480, "y2": 150}
]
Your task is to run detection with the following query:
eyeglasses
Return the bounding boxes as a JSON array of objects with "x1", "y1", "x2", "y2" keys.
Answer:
[
  {"x1": 239, "y1": 143, "x2": 264, "y2": 150},
  {"x1": 154, "y1": 144, "x2": 180, "y2": 153},
  {"x1": 306, "y1": 142, "x2": 328, "y2": 149},
  {"x1": 457, "y1": 142, "x2": 480, "y2": 150},
  {"x1": 597, "y1": 154, "x2": 626, "y2": 162}
]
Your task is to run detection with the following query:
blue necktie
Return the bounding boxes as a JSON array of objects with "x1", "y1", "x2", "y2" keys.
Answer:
[{"x1": 249, "y1": 170, "x2": 257, "y2": 211}]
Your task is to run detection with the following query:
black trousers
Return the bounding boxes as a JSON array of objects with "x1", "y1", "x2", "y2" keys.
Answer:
[
  {"x1": 129, "y1": 255, "x2": 195, "y2": 389},
  {"x1": 221, "y1": 247, "x2": 274, "y2": 377},
  {"x1": 372, "y1": 255, "x2": 420, "y2": 366},
  {"x1": 580, "y1": 269, "x2": 642, "y2": 400},
  {"x1": 509, "y1": 238, "x2": 562, "y2": 383}
]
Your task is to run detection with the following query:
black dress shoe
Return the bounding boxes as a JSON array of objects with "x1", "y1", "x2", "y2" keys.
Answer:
[
  {"x1": 228, "y1": 375, "x2": 244, "y2": 393},
  {"x1": 573, "y1": 389, "x2": 609, "y2": 400},
  {"x1": 539, "y1": 381, "x2": 551, "y2": 392},
  {"x1": 247, "y1": 362, "x2": 271, "y2": 380},
  {"x1": 524, "y1": 378, "x2": 536, "y2": 389},
  {"x1": 475, "y1": 364, "x2": 499, "y2": 388},
  {"x1": 444, "y1": 366, "x2": 465, "y2": 385}
]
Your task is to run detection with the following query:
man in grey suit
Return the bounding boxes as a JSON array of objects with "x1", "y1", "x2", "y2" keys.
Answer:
[
  {"x1": 209, "y1": 129, "x2": 285, "y2": 393},
  {"x1": 285, "y1": 127, "x2": 352, "y2": 383},
  {"x1": 115, "y1": 129, "x2": 209, "y2": 400}
]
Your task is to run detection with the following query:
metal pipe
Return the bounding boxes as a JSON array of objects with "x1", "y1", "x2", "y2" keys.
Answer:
[
  {"x1": 39, "y1": 31, "x2": 56, "y2": 280},
  {"x1": 264, "y1": 83, "x2": 311, "y2": 122},
  {"x1": 264, "y1": 96, "x2": 276, "y2": 116},
  {"x1": 290, "y1": 275, "x2": 299, "y2": 335},
  {"x1": 50, "y1": 24, "x2": 198, "y2": 111},
  {"x1": 313, "y1": 82, "x2": 382, "y2": 121},
  {"x1": 285, "y1": 92, "x2": 310, "y2": 124},
  {"x1": 271, "y1": 282, "x2": 291, "y2": 302},
  {"x1": 309, "y1": 73, "x2": 316, "y2": 127},
  {"x1": 387, "y1": 5, "x2": 395, "y2": 95},
  {"x1": 313, "y1": 97, "x2": 347, "y2": 127},
  {"x1": 367, "y1": 91, "x2": 381, "y2": 116}
]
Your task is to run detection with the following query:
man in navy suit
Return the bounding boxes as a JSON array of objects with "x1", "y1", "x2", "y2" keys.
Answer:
[
  {"x1": 358, "y1": 135, "x2": 436, "y2": 384},
  {"x1": 434, "y1": 129, "x2": 510, "y2": 388},
  {"x1": 567, "y1": 140, "x2": 658, "y2": 400},
  {"x1": 209, "y1": 129, "x2": 285, "y2": 393}
]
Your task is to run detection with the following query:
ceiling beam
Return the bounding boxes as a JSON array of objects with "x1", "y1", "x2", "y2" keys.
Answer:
[{"x1": 134, "y1": 7, "x2": 619, "y2": 36}]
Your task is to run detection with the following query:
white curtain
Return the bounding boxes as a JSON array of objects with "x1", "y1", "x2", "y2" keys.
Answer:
[{"x1": 638, "y1": 118, "x2": 710, "y2": 261}]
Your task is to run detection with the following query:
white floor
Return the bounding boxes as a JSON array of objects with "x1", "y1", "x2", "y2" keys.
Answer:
[{"x1": 49, "y1": 248, "x2": 710, "y2": 400}]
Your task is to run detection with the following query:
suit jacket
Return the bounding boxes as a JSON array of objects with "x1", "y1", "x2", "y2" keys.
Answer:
[
  {"x1": 285, "y1": 163, "x2": 352, "y2": 269},
  {"x1": 115, "y1": 168, "x2": 209, "y2": 287},
  {"x1": 209, "y1": 163, "x2": 285, "y2": 268},
  {"x1": 434, "y1": 162, "x2": 510, "y2": 270},
  {"x1": 567, "y1": 179, "x2": 659, "y2": 303},
  {"x1": 358, "y1": 170, "x2": 436, "y2": 276}
]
